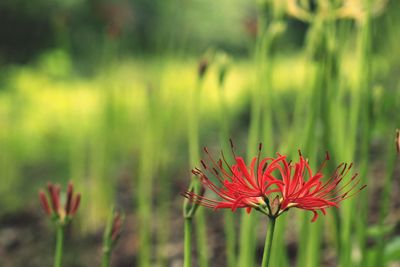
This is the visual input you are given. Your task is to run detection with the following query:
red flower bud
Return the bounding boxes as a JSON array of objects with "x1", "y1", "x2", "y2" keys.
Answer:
[{"x1": 39, "y1": 181, "x2": 81, "y2": 224}]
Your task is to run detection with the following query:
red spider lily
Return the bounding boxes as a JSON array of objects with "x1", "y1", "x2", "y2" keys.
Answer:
[
  {"x1": 183, "y1": 143, "x2": 282, "y2": 214},
  {"x1": 39, "y1": 182, "x2": 81, "y2": 224},
  {"x1": 271, "y1": 152, "x2": 367, "y2": 222},
  {"x1": 183, "y1": 143, "x2": 366, "y2": 222}
]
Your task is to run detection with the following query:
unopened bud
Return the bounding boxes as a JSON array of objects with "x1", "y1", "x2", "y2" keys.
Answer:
[
  {"x1": 103, "y1": 207, "x2": 125, "y2": 258},
  {"x1": 38, "y1": 181, "x2": 81, "y2": 225}
]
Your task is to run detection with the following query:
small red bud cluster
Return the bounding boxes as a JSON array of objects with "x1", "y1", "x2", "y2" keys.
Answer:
[{"x1": 39, "y1": 182, "x2": 81, "y2": 225}]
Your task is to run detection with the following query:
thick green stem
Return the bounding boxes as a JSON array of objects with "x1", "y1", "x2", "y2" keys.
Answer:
[
  {"x1": 54, "y1": 225, "x2": 64, "y2": 267},
  {"x1": 184, "y1": 218, "x2": 192, "y2": 267},
  {"x1": 261, "y1": 217, "x2": 276, "y2": 267}
]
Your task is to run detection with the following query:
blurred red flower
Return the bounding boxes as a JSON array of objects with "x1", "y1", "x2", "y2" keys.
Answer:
[{"x1": 39, "y1": 182, "x2": 81, "y2": 224}]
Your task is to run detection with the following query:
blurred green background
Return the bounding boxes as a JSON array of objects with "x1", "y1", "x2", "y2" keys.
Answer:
[{"x1": 0, "y1": 0, "x2": 399, "y2": 266}]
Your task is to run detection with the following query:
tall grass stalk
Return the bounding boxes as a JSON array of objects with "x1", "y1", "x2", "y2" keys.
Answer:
[
  {"x1": 373, "y1": 133, "x2": 397, "y2": 267},
  {"x1": 217, "y1": 76, "x2": 236, "y2": 267},
  {"x1": 184, "y1": 76, "x2": 209, "y2": 267},
  {"x1": 354, "y1": 8, "x2": 373, "y2": 267},
  {"x1": 337, "y1": 5, "x2": 373, "y2": 266},
  {"x1": 297, "y1": 4, "x2": 343, "y2": 266},
  {"x1": 238, "y1": 2, "x2": 284, "y2": 265},
  {"x1": 137, "y1": 91, "x2": 158, "y2": 267},
  {"x1": 155, "y1": 158, "x2": 173, "y2": 267}
]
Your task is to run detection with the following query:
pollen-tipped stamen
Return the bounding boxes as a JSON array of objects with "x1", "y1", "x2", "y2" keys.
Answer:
[
  {"x1": 323, "y1": 173, "x2": 360, "y2": 199},
  {"x1": 334, "y1": 184, "x2": 367, "y2": 202},
  {"x1": 316, "y1": 151, "x2": 330, "y2": 173},
  {"x1": 255, "y1": 143, "x2": 263, "y2": 188}
]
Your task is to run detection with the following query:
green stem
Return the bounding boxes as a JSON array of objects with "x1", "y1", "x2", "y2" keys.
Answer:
[
  {"x1": 217, "y1": 71, "x2": 236, "y2": 267},
  {"x1": 102, "y1": 248, "x2": 111, "y2": 267},
  {"x1": 238, "y1": 8, "x2": 270, "y2": 267},
  {"x1": 184, "y1": 218, "x2": 192, "y2": 267},
  {"x1": 54, "y1": 225, "x2": 64, "y2": 267},
  {"x1": 102, "y1": 208, "x2": 114, "y2": 267},
  {"x1": 374, "y1": 137, "x2": 397, "y2": 267},
  {"x1": 261, "y1": 217, "x2": 276, "y2": 267},
  {"x1": 186, "y1": 77, "x2": 209, "y2": 267}
]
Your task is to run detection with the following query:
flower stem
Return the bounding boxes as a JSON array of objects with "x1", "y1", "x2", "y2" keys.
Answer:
[
  {"x1": 184, "y1": 218, "x2": 192, "y2": 267},
  {"x1": 102, "y1": 248, "x2": 111, "y2": 267},
  {"x1": 261, "y1": 217, "x2": 276, "y2": 267},
  {"x1": 54, "y1": 225, "x2": 64, "y2": 267}
]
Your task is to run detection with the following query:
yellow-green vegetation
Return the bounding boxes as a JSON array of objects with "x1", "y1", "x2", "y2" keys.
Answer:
[{"x1": 1, "y1": 0, "x2": 400, "y2": 266}]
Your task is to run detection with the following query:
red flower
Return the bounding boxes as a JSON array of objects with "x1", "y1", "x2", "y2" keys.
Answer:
[
  {"x1": 271, "y1": 152, "x2": 366, "y2": 222},
  {"x1": 39, "y1": 181, "x2": 81, "y2": 224},
  {"x1": 183, "y1": 143, "x2": 282, "y2": 214},
  {"x1": 183, "y1": 143, "x2": 366, "y2": 222}
]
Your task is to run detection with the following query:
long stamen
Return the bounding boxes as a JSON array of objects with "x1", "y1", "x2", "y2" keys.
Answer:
[
  {"x1": 339, "y1": 185, "x2": 367, "y2": 201},
  {"x1": 256, "y1": 143, "x2": 262, "y2": 188},
  {"x1": 314, "y1": 162, "x2": 349, "y2": 195},
  {"x1": 204, "y1": 147, "x2": 227, "y2": 175},
  {"x1": 221, "y1": 151, "x2": 240, "y2": 179},
  {"x1": 316, "y1": 151, "x2": 330, "y2": 174},
  {"x1": 329, "y1": 173, "x2": 359, "y2": 197}
]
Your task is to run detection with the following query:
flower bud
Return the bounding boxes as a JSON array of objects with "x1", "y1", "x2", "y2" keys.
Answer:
[
  {"x1": 104, "y1": 208, "x2": 125, "y2": 248},
  {"x1": 38, "y1": 181, "x2": 81, "y2": 225}
]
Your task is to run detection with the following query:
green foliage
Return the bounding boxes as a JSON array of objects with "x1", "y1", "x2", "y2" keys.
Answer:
[
  {"x1": 385, "y1": 237, "x2": 400, "y2": 263},
  {"x1": 0, "y1": 1, "x2": 400, "y2": 266}
]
